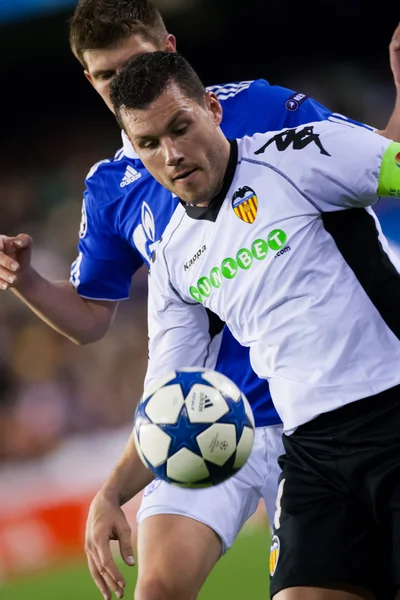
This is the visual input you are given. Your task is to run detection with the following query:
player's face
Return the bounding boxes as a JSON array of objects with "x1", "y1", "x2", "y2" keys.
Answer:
[
  {"x1": 121, "y1": 86, "x2": 230, "y2": 206},
  {"x1": 83, "y1": 34, "x2": 176, "y2": 112}
]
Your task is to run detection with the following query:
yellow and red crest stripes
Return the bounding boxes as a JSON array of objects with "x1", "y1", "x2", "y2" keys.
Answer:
[
  {"x1": 232, "y1": 186, "x2": 258, "y2": 223},
  {"x1": 269, "y1": 535, "x2": 280, "y2": 576}
]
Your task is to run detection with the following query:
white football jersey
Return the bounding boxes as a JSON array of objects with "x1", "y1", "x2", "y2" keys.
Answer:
[{"x1": 147, "y1": 120, "x2": 400, "y2": 433}]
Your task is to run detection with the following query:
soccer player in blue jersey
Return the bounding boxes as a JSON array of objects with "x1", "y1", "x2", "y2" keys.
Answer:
[{"x1": 0, "y1": 2, "x2": 399, "y2": 598}]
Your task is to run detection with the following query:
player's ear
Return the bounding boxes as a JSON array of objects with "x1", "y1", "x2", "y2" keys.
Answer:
[
  {"x1": 84, "y1": 70, "x2": 95, "y2": 88},
  {"x1": 163, "y1": 34, "x2": 177, "y2": 53},
  {"x1": 205, "y1": 92, "x2": 223, "y2": 127}
]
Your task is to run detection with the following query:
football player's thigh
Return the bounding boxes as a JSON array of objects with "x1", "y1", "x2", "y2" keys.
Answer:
[
  {"x1": 270, "y1": 461, "x2": 379, "y2": 600},
  {"x1": 136, "y1": 514, "x2": 220, "y2": 600}
]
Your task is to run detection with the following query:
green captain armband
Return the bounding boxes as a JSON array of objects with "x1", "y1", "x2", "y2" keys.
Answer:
[{"x1": 377, "y1": 142, "x2": 400, "y2": 198}]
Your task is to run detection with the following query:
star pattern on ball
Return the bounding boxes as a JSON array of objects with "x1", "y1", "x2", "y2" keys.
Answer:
[
  {"x1": 135, "y1": 369, "x2": 255, "y2": 486},
  {"x1": 170, "y1": 370, "x2": 215, "y2": 398},
  {"x1": 216, "y1": 393, "x2": 253, "y2": 441},
  {"x1": 157, "y1": 404, "x2": 210, "y2": 456}
]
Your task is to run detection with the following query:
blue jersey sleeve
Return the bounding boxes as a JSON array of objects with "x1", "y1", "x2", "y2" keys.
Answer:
[
  {"x1": 246, "y1": 79, "x2": 332, "y2": 131},
  {"x1": 244, "y1": 79, "x2": 374, "y2": 133},
  {"x1": 216, "y1": 79, "x2": 373, "y2": 141},
  {"x1": 70, "y1": 168, "x2": 144, "y2": 301}
]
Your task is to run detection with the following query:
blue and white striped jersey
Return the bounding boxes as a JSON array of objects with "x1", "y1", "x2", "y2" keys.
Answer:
[{"x1": 70, "y1": 79, "x2": 372, "y2": 427}]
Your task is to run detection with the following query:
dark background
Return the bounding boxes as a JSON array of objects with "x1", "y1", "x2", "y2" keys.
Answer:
[{"x1": 1, "y1": 1, "x2": 399, "y2": 150}]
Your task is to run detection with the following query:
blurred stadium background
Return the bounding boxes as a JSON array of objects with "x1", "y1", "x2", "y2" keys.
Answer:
[{"x1": 0, "y1": 0, "x2": 399, "y2": 598}]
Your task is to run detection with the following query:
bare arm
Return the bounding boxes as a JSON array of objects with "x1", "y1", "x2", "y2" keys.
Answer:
[
  {"x1": 85, "y1": 432, "x2": 154, "y2": 600},
  {"x1": 377, "y1": 24, "x2": 400, "y2": 141},
  {"x1": 99, "y1": 432, "x2": 154, "y2": 507},
  {"x1": 12, "y1": 270, "x2": 117, "y2": 345},
  {"x1": 0, "y1": 234, "x2": 116, "y2": 344}
]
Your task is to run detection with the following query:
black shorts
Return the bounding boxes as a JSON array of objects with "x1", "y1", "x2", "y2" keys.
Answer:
[{"x1": 270, "y1": 384, "x2": 400, "y2": 599}]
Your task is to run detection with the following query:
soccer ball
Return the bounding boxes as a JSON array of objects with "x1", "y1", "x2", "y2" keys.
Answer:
[{"x1": 133, "y1": 368, "x2": 255, "y2": 487}]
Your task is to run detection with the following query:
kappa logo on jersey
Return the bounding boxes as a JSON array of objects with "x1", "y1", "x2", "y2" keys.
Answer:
[
  {"x1": 255, "y1": 125, "x2": 331, "y2": 157},
  {"x1": 395, "y1": 152, "x2": 400, "y2": 168},
  {"x1": 120, "y1": 165, "x2": 141, "y2": 187},
  {"x1": 232, "y1": 186, "x2": 258, "y2": 224},
  {"x1": 184, "y1": 245, "x2": 207, "y2": 271},
  {"x1": 269, "y1": 535, "x2": 280, "y2": 576},
  {"x1": 285, "y1": 92, "x2": 307, "y2": 112},
  {"x1": 189, "y1": 230, "x2": 288, "y2": 302},
  {"x1": 79, "y1": 200, "x2": 87, "y2": 239}
]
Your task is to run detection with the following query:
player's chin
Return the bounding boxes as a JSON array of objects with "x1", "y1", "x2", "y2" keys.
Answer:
[{"x1": 174, "y1": 186, "x2": 203, "y2": 205}]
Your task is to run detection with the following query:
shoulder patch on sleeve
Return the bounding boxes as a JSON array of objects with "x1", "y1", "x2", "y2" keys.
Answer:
[{"x1": 284, "y1": 92, "x2": 308, "y2": 111}]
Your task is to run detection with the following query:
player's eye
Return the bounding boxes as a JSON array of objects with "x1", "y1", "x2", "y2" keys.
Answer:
[
  {"x1": 96, "y1": 71, "x2": 115, "y2": 81},
  {"x1": 173, "y1": 124, "x2": 189, "y2": 136},
  {"x1": 142, "y1": 140, "x2": 159, "y2": 150}
]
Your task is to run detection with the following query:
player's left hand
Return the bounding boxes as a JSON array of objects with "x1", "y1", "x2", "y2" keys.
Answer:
[
  {"x1": 389, "y1": 22, "x2": 400, "y2": 89},
  {"x1": 85, "y1": 491, "x2": 135, "y2": 600}
]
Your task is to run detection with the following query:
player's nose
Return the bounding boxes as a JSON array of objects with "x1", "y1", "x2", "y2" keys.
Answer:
[{"x1": 163, "y1": 139, "x2": 184, "y2": 166}]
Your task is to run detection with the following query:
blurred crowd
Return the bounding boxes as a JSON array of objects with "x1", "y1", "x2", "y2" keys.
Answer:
[
  {"x1": 0, "y1": 64, "x2": 398, "y2": 464},
  {"x1": 0, "y1": 122, "x2": 149, "y2": 463}
]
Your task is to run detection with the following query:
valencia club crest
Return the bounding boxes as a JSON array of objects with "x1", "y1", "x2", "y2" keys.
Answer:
[{"x1": 232, "y1": 186, "x2": 258, "y2": 223}]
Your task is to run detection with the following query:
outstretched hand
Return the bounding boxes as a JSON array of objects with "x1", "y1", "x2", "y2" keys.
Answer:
[{"x1": 85, "y1": 492, "x2": 135, "y2": 600}]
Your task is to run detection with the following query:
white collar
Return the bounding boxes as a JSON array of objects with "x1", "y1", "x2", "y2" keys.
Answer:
[{"x1": 121, "y1": 130, "x2": 139, "y2": 159}]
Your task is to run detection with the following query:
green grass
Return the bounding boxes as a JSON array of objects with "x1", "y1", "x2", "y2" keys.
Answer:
[{"x1": 1, "y1": 527, "x2": 271, "y2": 600}]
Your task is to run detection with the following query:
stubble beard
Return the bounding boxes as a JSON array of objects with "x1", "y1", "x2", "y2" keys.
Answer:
[{"x1": 183, "y1": 141, "x2": 226, "y2": 207}]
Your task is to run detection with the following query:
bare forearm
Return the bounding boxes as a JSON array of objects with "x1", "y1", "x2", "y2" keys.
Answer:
[
  {"x1": 101, "y1": 433, "x2": 154, "y2": 506},
  {"x1": 377, "y1": 86, "x2": 400, "y2": 142},
  {"x1": 11, "y1": 268, "x2": 116, "y2": 344}
]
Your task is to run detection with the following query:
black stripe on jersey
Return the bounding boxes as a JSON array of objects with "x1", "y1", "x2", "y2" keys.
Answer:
[
  {"x1": 322, "y1": 208, "x2": 400, "y2": 338},
  {"x1": 206, "y1": 308, "x2": 225, "y2": 339},
  {"x1": 202, "y1": 309, "x2": 225, "y2": 369}
]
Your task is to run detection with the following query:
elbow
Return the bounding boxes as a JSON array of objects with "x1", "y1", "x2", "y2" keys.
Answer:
[
  {"x1": 72, "y1": 330, "x2": 105, "y2": 345},
  {"x1": 69, "y1": 325, "x2": 108, "y2": 345},
  {"x1": 71, "y1": 300, "x2": 115, "y2": 345}
]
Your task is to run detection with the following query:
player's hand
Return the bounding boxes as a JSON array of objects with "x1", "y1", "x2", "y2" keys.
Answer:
[
  {"x1": 0, "y1": 234, "x2": 33, "y2": 290},
  {"x1": 389, "y1": 22, "x2": 400, "y2": 89},
  {"x1": 85, "y1": 491, "x2": 135, "y2": 600}
]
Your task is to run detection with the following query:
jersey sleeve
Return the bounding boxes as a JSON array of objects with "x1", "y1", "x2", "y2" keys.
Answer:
[
  {"x1": 70, "y1": 184, "x2": 144, "y2": 301},
  {"x1": 145, "y1": 252, "x2": 220, "y2": 390},
  {"x1": 246, "y1": 79, "x2": 373, "y2": 133},
  {"x1": 282, "y1": 120, "x2": 399, "y2": 211}
]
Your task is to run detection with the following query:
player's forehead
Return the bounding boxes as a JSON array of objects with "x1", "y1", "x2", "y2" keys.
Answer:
[
  {"x1": 123, "y1": 86, "x2": 198, "y2": 139},
  {"x1": 84, "y1": 34, "x2": 158, "y2": 76}
]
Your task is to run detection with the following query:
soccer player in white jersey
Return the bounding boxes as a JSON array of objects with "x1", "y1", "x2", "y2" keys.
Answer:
[
  {"x1": 109, "y1": 51, "x2": 400, "y2": 600},
  {"x1": 0, "y1": 4, "x2": 400, "y2": 600}
]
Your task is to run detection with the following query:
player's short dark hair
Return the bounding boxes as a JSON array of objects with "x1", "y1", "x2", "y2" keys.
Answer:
[
  {"x1": 110, "y1": 51, "x2": 206, "y2": 123},
  {"x1": 69, "y1": 0, "x2": 168, "y2": 68}
]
